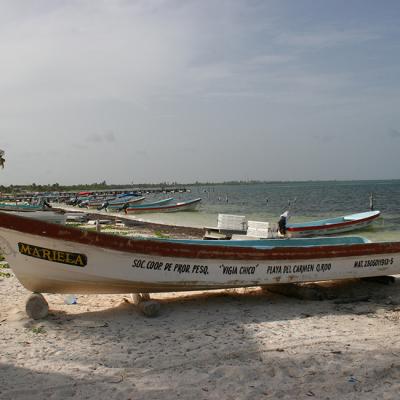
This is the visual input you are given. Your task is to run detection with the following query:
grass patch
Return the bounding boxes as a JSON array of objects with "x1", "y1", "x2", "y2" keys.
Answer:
[
  {"x1": 0, "y1": 271, "x2": 11, "y2": 278},
  {"x1": 66, "y1": 222, "x2": 84, "y2": 227},
  {"x1": 30, "y1": 326, "x2": 46, "y2": 334},
  {"x1": 154, "y1": 231, "x2": 169, "y2": 239}
]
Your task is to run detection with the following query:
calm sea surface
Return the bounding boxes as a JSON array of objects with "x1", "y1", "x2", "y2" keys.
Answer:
[{"x1": 136, "y1": 181, "x2": 400, "y2": 242}]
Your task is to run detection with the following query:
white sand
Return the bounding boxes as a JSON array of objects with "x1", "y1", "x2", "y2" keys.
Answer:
[{"x1": 1, "y1": 271, "x2": 400, "y2": 399}]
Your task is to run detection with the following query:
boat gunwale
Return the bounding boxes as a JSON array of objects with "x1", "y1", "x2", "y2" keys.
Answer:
[
  {"x1": 125, "y1": 197, "x2": 174, "y2": 209},
  {"x1": 0, "y1": 211, "x2": 398, "y2": 261},
  {"x1": 108, "y1": 196, "x2": 145, "y2": 206}
]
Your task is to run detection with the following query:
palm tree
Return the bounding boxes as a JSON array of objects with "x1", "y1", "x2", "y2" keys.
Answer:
[{"x1": 0, "y1": 150, "x2": 4, "y2": 169}]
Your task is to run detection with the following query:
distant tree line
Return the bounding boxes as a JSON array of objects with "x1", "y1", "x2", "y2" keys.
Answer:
[
  {"x1": 0, "y1": 181, "x2": 188, "y2": 193},
  {"x1": 0, "y1": 179, "x2": 351, "y2": 194}
]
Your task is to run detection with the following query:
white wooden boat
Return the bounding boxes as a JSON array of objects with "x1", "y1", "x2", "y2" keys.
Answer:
[
  {"x1": 107, "y1": 196, "x2": 145, "y2": 208},
  {"x1": 1, "y1": 212, "x2": 400, "y2": 301},
  {"x1": 125, "y1": 198, "x2": 201, "y2": 214},
  {"x1": 86, "y1": 197, "x2": 115, "y2": 209},
  {"x1": 286, "y1": 210, "x2": 381, "y2": 237},
  {"x1": 9, "y1": 210, "x2": 66, "y2": 225},
  {"x1": 124, "y1": 197, "x2": 174, "y2": 212}
]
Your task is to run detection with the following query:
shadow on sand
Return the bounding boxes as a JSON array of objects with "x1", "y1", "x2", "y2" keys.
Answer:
[{"x1": 3, "y1": 278, "x2": 400, "y2": 399}]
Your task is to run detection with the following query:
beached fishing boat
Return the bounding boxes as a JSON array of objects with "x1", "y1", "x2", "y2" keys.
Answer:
[
  {"x1": 0, "y1": 203, "x2": 46, "y2": 212},
  {"x1": 9, "y1": 210, "x2": 66, "y2": 224},
  {"x1": 125, "y1": 198, "x2": 202, "y2": 214},
  {"x1": 1, "y1": 212, "x2": 400, "y2": 307},
  {"x1": 86, "y1": 197, "x2": 115, "y2": 209},
  {"x1": 124, "y1": 197, "x2": 174, "y2": 212},
  {"x1": 286, "y1": 210, "x2": 381, "y2": 237},
  {"x1": 106, "y1": 196, "x2": 145, "y2": 210}
]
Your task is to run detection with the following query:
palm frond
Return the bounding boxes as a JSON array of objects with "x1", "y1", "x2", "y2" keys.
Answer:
[{"x1": 0, "y1": 149, "x2": 5, "y2": 169}]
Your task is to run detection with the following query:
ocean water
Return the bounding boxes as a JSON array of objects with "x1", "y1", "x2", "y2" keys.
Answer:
[{"x1": 134, "y1": 181, "x2": 400, "y2": 242}]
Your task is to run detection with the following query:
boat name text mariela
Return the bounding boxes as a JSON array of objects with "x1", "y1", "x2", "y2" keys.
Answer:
[{"x1": 18, "y1": 243, "x2": 87, "y2": 267}]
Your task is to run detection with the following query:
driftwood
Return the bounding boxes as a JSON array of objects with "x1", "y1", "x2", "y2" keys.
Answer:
[{"x1": 264, "y1": 283, "x2": 329, "y2": 301}]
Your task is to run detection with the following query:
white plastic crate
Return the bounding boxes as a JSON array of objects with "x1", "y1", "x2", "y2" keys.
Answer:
[
  {"x1": 247, "y1": 220, "x2": 271, "y2": 238},
  {"x1": 217, "y1": 214, "x2": 247, "y2": 232}
]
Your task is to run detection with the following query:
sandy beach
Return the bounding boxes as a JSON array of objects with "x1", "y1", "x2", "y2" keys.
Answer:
[
  {"x1": 2, "y1": 249, "x2": 400, "y2": 400},
  {"x1": 1, "y1": 0, "x2": 399, "y2": 397}
]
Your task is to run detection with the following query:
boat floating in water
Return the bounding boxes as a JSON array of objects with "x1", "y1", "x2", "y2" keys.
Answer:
[
  {"x1": 285, "y1": 210, "x2": 381, "y2": 237},
  {"x1": 205, "y1": 210, "x2": 381, "y2": 240},
  {"x1": 0, "y1": 211, "x2": 399, "y2": 318}
]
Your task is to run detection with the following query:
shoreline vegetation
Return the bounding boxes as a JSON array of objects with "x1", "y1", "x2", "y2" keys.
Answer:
[{"x1": 0, "y1": 178, "x2": 399, "y2": 194}]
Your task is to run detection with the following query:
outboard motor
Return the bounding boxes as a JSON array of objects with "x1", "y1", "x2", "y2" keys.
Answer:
[
  {"x1": 42, "y1": 199, "x2": 52, "y2": 209},
  {"x1": 121, "y1": 202, "x2": 130, "y2": 211},
  {"x1": 97, "y1": 201, "x2": 109, "y2": 211},
  {"x1": 79, "y1": 200, "x2": 89, "y2": 208}
]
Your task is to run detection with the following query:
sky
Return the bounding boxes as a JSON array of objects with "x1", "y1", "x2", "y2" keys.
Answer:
[{"x1": 0, "y1": 0, "x2": 400, "y2": 185}]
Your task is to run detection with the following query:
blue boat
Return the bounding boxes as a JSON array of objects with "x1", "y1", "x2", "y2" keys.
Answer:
[
  {"x1": 124, "y1": 197, "x2": 174, "y2": 211},
  {"x1": 0, "y1": 202, "x2": 49, "y2": 212},
  {"x1": 125, "y1": 198, "x2": 201, "y2": 214},
  {"x1": 286, "y1": 210, "x2": 381, "y2": 237},
  {"x1": 106, "y1": 196, "x2": 145, "y2": 211}
]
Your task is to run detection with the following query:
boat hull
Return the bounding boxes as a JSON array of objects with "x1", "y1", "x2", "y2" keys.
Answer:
[
  {"x1": 107, "y1": 196, "x2": 145, "y2": 208},
  {"x1": 0, "y1": 204, "x2": 43, "y2": 212},
  {"x1": 1, "y1": 212, "x2": 400, "y2": 294},
  {"x1": 125, "y1": 197, "x2": 174, "y2": 211},
  {"x1": 287, "y1": 211, "x2": 380, "y2": 237},
  {"x1": 125, "y1": 198, "x2": 201, "y2": 214}
]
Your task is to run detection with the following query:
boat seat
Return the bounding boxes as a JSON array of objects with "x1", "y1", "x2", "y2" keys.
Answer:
[
  {"x1": 231, "y1": 234, "x2": 260, "y2": 240},
  {"x1": 203, "y1": 232, "x2": 231, "y2": 240}
]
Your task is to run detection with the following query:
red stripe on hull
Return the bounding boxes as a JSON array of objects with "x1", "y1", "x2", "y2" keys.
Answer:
[
  {"x1": 287, "y1": 213, "x2": 380, "y2": 233},
  {"x1": 0, "y1": 212, "x2": 399, "y2": 261}
]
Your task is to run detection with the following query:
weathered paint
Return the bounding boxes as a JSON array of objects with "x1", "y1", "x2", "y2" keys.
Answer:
[{"x1": 0, "y1": 211, "x2": 400, "y2": 294}]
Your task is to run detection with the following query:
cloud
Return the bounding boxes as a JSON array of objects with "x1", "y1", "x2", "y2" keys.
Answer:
[
  {"x1": 72, "y1": 143, "x2": 88, "y2": 150},
  {"x1": 246, "y1": 54, "x2": 294, "y2": 66},
  {"x1": 389, "y1": 129, "x2": 400, "y2": 138},
  {"x1": 0, "y1": 1, "x2": 398, "y2": 184},
  {"x1": 135, "y1": 150, "x2": 148, "y2": 157},
  {"x1": 86, "y1": 132, "x2": 117, "y2": 144},
  {"x1": 277, "y1": 29, "x2": 380, "y2": 50},
  {"x1": 312, "y1": 134, "x2": 334, "y2": 144}
]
